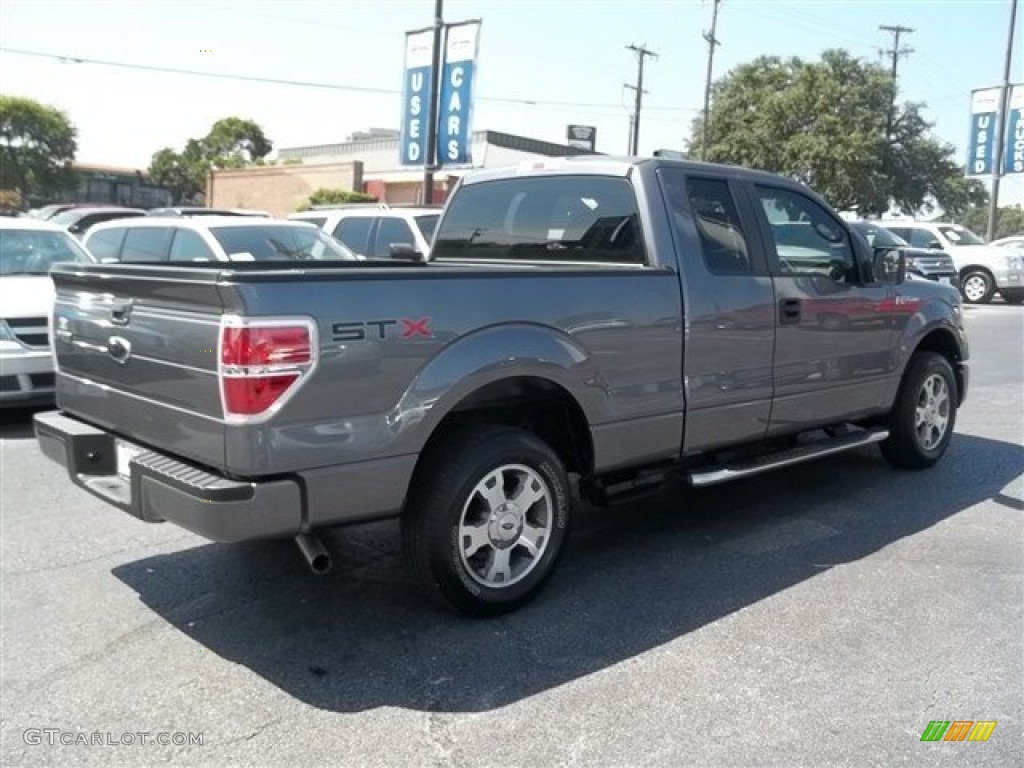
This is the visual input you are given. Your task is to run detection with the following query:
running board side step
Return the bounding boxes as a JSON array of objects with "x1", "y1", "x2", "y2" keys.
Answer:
[{"x1": 688, "y1": 428, "x2": 889, "y2": 488}]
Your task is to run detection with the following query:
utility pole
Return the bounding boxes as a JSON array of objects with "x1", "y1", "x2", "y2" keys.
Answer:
[
  {"x1": 701, "y1": 0, "x2": 722, "y2": 161},
  {"x1": 423, "y1": 0, "x2": 444, "y2": 205},
  {"x1": 987, "y1": 0, "x2": 1019, "y2": 241},
  {"x1": 624, "y1": 43, "x2": 657, "y2": 156},
  {"x1": 878, "y1": 24, "x2": 914, "y2": 142}
]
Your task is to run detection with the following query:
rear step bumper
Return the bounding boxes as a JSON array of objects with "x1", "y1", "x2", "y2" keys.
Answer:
[
  {"x1": 688, "y1": 427, "x2": 889, "y2": 488},
  {"x1": 34, "y1": 410, "x2": 301, "y2": 542}
]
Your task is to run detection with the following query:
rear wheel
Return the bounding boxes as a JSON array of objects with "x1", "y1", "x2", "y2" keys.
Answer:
[
  {"x1": 402, "y1": 426, "x2": 571, "y2": 617},
  {"x1": 960, "y1": 269, "x2": 995, "y2": 304},
  {"x1": 880, "y1": 352, "x2": 957, "y2": 469}
]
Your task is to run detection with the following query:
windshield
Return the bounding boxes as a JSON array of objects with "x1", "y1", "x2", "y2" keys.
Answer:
[
  {"x1": 414, "y1": 214, "x2": 440, "y2": 241},
  {"x1": 937, "y1": 225, "x2": 985, "y2": 246},
  {"x1": 209, "y1": 225, "x2": 359, "y2": 261},
  {"x1": 851, "y1": 221, "x2": 908, "y2": 248},
  {"x1": 0, "y1": 228, "x2": 94, "y2": 274}
]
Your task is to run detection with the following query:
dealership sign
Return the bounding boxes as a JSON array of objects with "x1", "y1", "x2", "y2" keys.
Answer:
[
  {"x1": 567, "y1": 125, "x2": 597, "y2": 152},
  {"x1": 399, "y1": 22, "x2": 481, "y2": 168},
  {"x1": 1005, "y1": 85, "x2": 1024, "y2": 175},
  {"x1": 966, "y1": 84, "x2": 1024, "y2": 177},
  {"x1": 399, "y1": 29, "x2": 434, "y2": 166},
  {"x1": 968, "y1": 88, "x2": 1000, "y2": 177}
]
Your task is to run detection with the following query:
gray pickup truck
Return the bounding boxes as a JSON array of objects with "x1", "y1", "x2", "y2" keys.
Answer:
[{"x1": 35, "y1": 157, "x2": 968, "y2": 616}]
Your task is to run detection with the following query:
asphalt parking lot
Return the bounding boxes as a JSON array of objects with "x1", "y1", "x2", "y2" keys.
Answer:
[{"x1": 1, "y1": 303, "x2": 1021, "y2": 767}]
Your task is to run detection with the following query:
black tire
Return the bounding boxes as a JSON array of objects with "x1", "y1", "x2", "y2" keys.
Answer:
[
  {"x1": 959, "y1": 269, "x2": 996, "y2": 304},
  {"x1": 402, "y1": 425, "x2": 571, "y2": 617},
  {"x1": 1000, "y1": 290, "x2": 1024, "y2": 305},
  {"x1": 880, "y1": 352, "x2": 957, "y2": 470}
]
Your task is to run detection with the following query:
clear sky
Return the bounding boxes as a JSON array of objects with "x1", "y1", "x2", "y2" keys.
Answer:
[{"x1": 1, "y1": 0, "x2": 1021, "y2": 207}]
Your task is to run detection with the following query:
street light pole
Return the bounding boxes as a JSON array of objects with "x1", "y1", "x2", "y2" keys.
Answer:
[
  {"x1": 423, "y1": 0, "x2": 444, "y2": 205},
  {"x1": 987, "y1": 0, "x2": 1018, "y2": 241}
]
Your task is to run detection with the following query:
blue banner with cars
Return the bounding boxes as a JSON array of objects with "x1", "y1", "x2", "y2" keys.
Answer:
[
  {"x1": 436, "y1": 21, "x2": 480, "y2": 166},
  {"x1": 399, "y1": 29, "x2": 434, "y2": 166}
]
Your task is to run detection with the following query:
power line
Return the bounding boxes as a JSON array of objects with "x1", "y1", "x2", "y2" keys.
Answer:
[
  {"x1": 701, "y1": 0, "x2": 722, "y2": 161},
  {"x1": 624, "y1": 43, "x2": 658, "y2": 155},
  {"x1": 0, "y1": 46, "x2": 696, "y2": 113}
]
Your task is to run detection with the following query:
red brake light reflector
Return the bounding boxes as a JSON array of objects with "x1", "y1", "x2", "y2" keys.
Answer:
[{"x1": 222, "y1": 374, "x2": 300, "y2": 416}]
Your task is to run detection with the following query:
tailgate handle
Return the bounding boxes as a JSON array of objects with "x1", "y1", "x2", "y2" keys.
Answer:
[{"x1": 110, "y1": 299, "x2": 134, "y2": 326}]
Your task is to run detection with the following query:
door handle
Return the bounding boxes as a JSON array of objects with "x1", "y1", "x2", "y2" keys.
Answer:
[
  {"x1": 110, "y1": 298, "x2": 134, "y2": 326},
  {"x1": 779, "y1": 298, "x2": 801, "y2": 324}
]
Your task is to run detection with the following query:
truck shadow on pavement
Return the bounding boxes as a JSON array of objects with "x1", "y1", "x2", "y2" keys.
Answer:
[{"x1": 112, "y1": 433, "x2": 1023, "y2": 714}]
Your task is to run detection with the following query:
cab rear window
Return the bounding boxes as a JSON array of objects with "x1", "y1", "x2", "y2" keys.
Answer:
[{"x1": 433, "y1": 176, "x2": 645, "y2": 264}]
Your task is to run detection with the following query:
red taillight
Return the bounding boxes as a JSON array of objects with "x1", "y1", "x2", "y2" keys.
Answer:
[
  {"x1": 219, "y1": 321, "x2": 314, "y2": 420},
  {"x1": 221, "y1": 326, "x2": 311, "y2": 367}
]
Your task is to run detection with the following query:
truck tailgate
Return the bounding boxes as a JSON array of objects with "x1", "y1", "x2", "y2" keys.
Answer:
[{"x1": 51, "y1": 264, "x2": 228, "y2": 470}]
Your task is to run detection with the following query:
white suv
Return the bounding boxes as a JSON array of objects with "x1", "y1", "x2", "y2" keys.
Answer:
[
  {"x1": 289, "y1": 205, "x2": 440, "y2": 259},
  {"x1": 83, "y1": 217, "x2": 358, "y2": 263},
  {"x1": 881, "y1": 220, "x2": 1023, "y2": 304}
]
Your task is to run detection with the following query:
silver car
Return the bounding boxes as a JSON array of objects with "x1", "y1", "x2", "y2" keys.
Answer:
[{"x1": 0, "y1": 218, "x2": 95, "y2": 406}]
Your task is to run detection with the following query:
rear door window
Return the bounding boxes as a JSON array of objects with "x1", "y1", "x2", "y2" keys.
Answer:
[
  {"x1": 432, "y1": 175, "x2": 646, "y2": 264},
  {"x1": 120, "y1": 227, "x2": 173, "y2": 262},
  {"x1": 372, "y1": 217, "x2": 417, "y2": 258},
  {"x1": 663, "y1": 174, "x2": 751, "y2": 275},
  {"x1": 169, "y1": 229, "x2": 217, "y2": 262},
  {"x1": 333, "y1": 217, "x2": 373, "y2": 255},
  {"x1": 86, "y1": 228, "x2": 126, "y2": 261},
  {"x1": 414, "y1": 214, "x2": 440, "y2": 242}
]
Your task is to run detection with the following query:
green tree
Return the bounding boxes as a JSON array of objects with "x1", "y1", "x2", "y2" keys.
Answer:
[
  {"x1": 961, "y1": 205, "x2": 1024, "y2": 240},
  {"x1": 298, "y1": 187, "x2": 377, "y2": 211},
  {"x1": 687, "y1": 50, "x2": 982, "y2": 216},
  {"x1": 147, "y1": 117, "x2": 273, "y2": 204},
  {"x1": 148, "y1": 140, "x2": 208, "y2": 204},
  {"x1": 203, "y1": 117, "x2": 272, "y2": 169},
  {"x1": 0, "y1": 95, "x2": 76, "y2": 202}
]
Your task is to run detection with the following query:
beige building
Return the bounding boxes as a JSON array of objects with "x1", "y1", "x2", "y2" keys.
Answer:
[{"x1": 208, "y1": 130, "x2": 596, "y2": 217}]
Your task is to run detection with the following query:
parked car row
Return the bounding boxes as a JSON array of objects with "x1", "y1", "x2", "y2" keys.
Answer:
[
  {"x1": 3, "y1": 190, "x2": 1022, "y2": 412},
  {"x1": 83, "y1": 217, "x2": 358, "y2": 264},
  {"x1": 880, "y1": 220, "x2": 1023, "y2": 304}
]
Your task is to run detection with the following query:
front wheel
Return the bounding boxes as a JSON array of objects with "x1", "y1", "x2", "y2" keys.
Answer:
[
  {"x1": 402, "y1": 426, "x2": 571, "y2": 617},
  {"x1": 880, "y1": 352, "x2": 957, "y2": 469},
  {"x1": 960, "y1": 269, "x2": 995, "y2": 304}
]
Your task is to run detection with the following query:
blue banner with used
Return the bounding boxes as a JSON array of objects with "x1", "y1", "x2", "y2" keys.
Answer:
[
  {"x1": 1004, "y1": 85, "x2": 1024, "y2": 175},
  {"x1": 399, "y1": 29, "x2": 434, "y2": 166},
  {"x1": 967, "y1": 88, "x2": 1000, "y2": 177},
  {"x1": 437, "y1": 22, "x2": 481, "y2": 166}
]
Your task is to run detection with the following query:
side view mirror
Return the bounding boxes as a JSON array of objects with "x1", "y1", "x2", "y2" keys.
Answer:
[
  {"x1": 389, "y1": 243, "x2": 424, "y2": 262},
  {"x1": 926, "y1": 240, "x2": 942, "y2": 250},
  {"x1": 873, "y1": 247, "x2": 905, "y2": 284}
]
